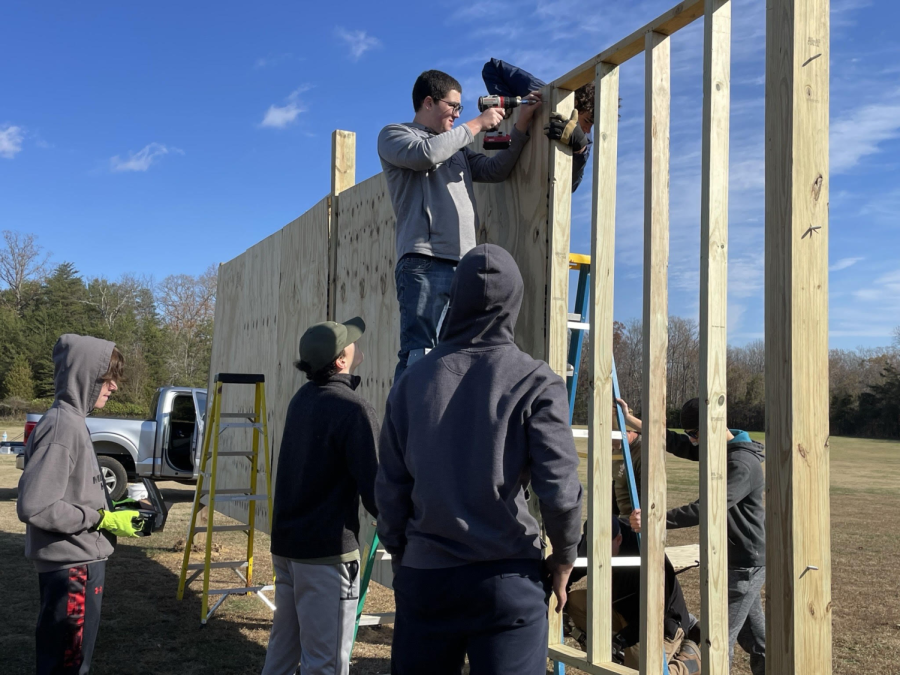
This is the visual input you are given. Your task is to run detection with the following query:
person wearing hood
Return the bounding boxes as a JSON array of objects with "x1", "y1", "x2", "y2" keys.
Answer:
[
  {"x1": 375, "y1": 244, "x2": 583, "y2": 675},
  {"x1": 261, "y1": 317, "x2": 379, "y2": 675},
  {"x1": 18, "y1": 334, "x2": 142, "y2": 675},
  {"x1": 625, "y1": 397, "x2": 767, "y2": 675}
]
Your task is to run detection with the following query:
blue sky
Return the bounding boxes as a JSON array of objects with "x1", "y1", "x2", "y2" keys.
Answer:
[{"x1": 1, "y1": 0, "x2": 897, "y2": 349}]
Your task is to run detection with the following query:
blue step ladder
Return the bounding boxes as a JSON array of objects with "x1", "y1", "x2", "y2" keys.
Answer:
[{"x1": 555, "y1": 254, "x2": 670, "y2": 675}]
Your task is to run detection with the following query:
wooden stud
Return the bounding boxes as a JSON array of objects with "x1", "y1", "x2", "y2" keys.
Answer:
[
  {"x1": 549, "y1": 644, "x2": 637, "y2": 675},
  {"x1": 553, "y1": 0, "x2": 704, "y2": 90},
  {"x1": 547, "y1": 86, "x2": 574, "y2": 379},
  {"x1": 699, "y1": 1, "x2": 731, "y2": 672},
  {"x1": 640, "y1": 29, "x2": 670, "y2": 675},
  {"x1": 587, "y1": 61, "x2": 620, "y2": 666},
  {"x1": 329, "y1": 131, "x2": 356, "y2": 321},
  {"x1": 764, "y1": 0, "x2": 832, "y2": 672}
]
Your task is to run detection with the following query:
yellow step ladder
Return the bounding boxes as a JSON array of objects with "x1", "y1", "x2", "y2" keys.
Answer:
[{"x1": 176, "y1": 373, "x2": 275, "y2": 624}]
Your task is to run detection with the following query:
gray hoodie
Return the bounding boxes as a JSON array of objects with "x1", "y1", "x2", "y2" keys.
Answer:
[
  {"x1": 18, "y1": 334, "x2": 116, "y2": 572},
  {"x1": 375, "y1": 244, "x2": 583, "y2": 569},
  {"x1": 377, "y1": 122, "x2": 529, "y2": 263}
]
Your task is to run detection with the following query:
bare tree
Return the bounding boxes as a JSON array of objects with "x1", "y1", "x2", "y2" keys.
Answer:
[
  {"x1": 614, "y1": 319, "x2": 644, "y2": 415},
  {"x1": 0, "y1": 231, "x2": 50, "y2": 315},
  {"x1": 82, "y1": 274, "x2": 150, "y2": 332},
  {"x1": 157, "y1": 265, "x2": 217, "y2": 385}
]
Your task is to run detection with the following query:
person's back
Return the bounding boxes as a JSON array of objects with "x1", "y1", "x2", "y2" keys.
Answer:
[{"x1": 376, "y1": 244, "x2": 583, "y2": 675}]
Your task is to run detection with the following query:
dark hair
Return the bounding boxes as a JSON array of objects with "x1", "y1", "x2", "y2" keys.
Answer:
[
  {"x1": 680, "y1": 397, "x2": 700, "y2": 432},
  {"x1": 295, "y1": 348, "x2": 345, "y2": 384},
  {"x1": 412, "y1": 70, "x2": 462, "y2": 112},
  {"x1": 574, "y1": 82, "x2": 595, "y2": 120},
  {"x1": 101, "y1": 347, "x2": 125, "y2": 382}
]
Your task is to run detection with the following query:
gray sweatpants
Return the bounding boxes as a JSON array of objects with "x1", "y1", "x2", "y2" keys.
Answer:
[
  {"x1": 261, "y1": 555, "x2": 360, "y2": 675},
  {"x1": 728, "y1": 566, "x2": 766, "y2": 675}
]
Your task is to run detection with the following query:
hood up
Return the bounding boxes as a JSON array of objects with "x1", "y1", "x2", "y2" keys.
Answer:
[
  {"x1": 439, "y1": 244, "x2": 523, "y2": 347},
  {"x1": 729, "y1": 439, "x2": 766, "y2": 463},
  {"x1": 53, "y1": 334, "x2": 116, "y2": 417}
]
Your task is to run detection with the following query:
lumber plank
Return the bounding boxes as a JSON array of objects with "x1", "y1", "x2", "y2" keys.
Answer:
[
  {"x1": 553, "y1": 0, "x2": 705, "y2": 90},
  {"x1": 331, "y1": 130, "x2": 356, "y2": 196},
  {"x1": 547, "y1": 87, "x2": 574, "y2": 379},
  {"x1": 764, "y1": 0, "x2": 832, "y2": 672},
  {"x1": 640, "y1": 30, "x2": 670, "y2": 675},
  {"x1": 699, "y1": 1, "x2": 731, "y2": 672},
  {"x1": 548, "y1": 644, "x2": 637, "y2": 675},
  {"x1": 586, "y1": 61, "x2": 620, "y2": 666}
]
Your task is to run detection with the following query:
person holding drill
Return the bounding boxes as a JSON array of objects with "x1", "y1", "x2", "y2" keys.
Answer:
[
  {"x1": 378, "y1": 69, "x2": 542, "y2": 381},
  {"x1": 17, "y1": 334, "x2": 142, "y2": 675}
]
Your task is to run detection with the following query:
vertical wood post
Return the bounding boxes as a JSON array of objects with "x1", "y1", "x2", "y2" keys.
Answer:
[
  {"x1": 586, "y1": 61, "x2": 619, "y2": 666},
  {"x1": 329, "y1": 130, "x2": 356, "y2": 321},
  {"x1": 640, "y1": 29, "x2": 670, "y2": 675},
  {"x1": 699, "y1": 1, "x2": 731, "y2": 672},
  {"x1": 764, "y1": 0, "x2": 832, "y2": 672}
]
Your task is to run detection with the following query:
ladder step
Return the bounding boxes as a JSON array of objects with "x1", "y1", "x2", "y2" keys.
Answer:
[
  {"x1": 209, "y1": 525, "x2": 251, "y2": 532},
  {"x1": 567, "y1": 321, "x2": 590, "y2": 331},
  {"x1": 187, "y1": 561, "x2": 249, "y2": 570},
  {"x1": 567, "y1": 313, "x2": 582, "y2": 322},
  {"x1": 201, "y1": 494, "x2": 267, "y2": 503},
  {"x1": 215, "y1": 451, "x2": 255, "y2": 457},
  {"x1": 220, "y1": 422, "x2": 263, "y2": 430},
  {"x1": 220, "y1": 413, "x2": 258, "y2": 419},
  {"x1": 205, "y1": 585, "x2": 269, "y2": 595},
  {"x1": 201, "y1": 487, "x2": 253, "y2": 495}
]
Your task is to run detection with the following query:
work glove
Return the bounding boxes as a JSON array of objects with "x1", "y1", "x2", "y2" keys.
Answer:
[
  {"x1": 97, "y1": 509, "x2": 143, "y2": 538},
  {"x1": 544, "y1": 110, "x2": 588, "y2": 152}
]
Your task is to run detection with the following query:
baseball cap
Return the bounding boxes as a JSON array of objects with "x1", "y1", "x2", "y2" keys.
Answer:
[{"x1": 299, "y1": 317, "x2": 365, "y2": 372}]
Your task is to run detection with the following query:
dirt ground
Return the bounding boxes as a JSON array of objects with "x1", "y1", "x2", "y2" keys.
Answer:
[{"x1": 1, "y1": 435, "x2": 899, "y2": 674}]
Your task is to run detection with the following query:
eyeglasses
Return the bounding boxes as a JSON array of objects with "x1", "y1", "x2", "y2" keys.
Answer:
[{"x1": 437, "y1": 99, "x2": 463, "y2": 114}]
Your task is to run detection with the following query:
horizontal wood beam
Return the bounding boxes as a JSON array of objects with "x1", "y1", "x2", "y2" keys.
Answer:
[
  {"x1": 553, "y1": 0, "x2": 705, "y2": 90},
  {"x1": 548, "y1": 645, "x2": 636, "y2": 675}
]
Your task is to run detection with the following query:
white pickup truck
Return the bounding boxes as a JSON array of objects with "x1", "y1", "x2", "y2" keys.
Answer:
[{"x1": 18, "y1": 386, "x2": 207, "y2": 501}]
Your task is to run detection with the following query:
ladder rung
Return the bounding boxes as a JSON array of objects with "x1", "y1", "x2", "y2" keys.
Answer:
[
  {"x1": 214, "y1": 451, "x2": 255, "y2": 457},
  {"x1": 187, "y1": 561, "x2": 249, "y2": 570},
  {"x1": 567, "y1": 313, "x2": 582, "y2": 322},
  {"x1": 204, "y1": 494, "x2": 267, "y2": 503},
  {"x1": 205, "y1": 585, "x2": 269, "y2": 595},
  {"x1": 209, "y1": 525, "x2": 251, "y2": 532},
  {"x1": 219, "y1": 422, "x2": 263, "y2": 430},
  {"x1": 220, "y1": 413, "x2": 258, "y2": 419},
  {"x1": 201, "y1": 487, "x2": 252, "y2": 495},
  {"x1": 568, "y1": 321, "x2": 590, "y2": 331}
]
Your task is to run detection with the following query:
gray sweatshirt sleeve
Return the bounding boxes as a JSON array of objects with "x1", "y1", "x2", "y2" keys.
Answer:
[
  {"x1": 463, "y1": 127, "x2": 530, "y2": 183},
  {"x1": 17, "y1": 442, "x2": 102, "y2": 534},
  {"x1": 378, "y1": 124, "x2": 474, "y2": 172},
  {"x1": 374, "y1": 399, "x2": 413, "y2": 562},
  {"x1": 526, "y1": 378, "x2": 584, "y2": 565}
]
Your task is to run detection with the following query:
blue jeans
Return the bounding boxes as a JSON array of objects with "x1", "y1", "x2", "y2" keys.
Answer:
[{"x1": 394, "y1": 254, "x2": 457, "y2": 381}]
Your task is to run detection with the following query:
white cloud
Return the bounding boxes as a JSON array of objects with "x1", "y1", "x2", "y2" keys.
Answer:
[
  {"x1": 0, "y1": 125, "x2": 24, "y2": 159},
  {"x1": 831, "y1": 98, "x2": 900, "y2": 173},
  {"x1": 110, "y1": 143, "x2": 182, "y2": 172},
  {"x1": 259, "y1": 86, "x2": 310, "y2": 129},
  {"x1": 335, "y1": 27, "x2": 381, "y2": 61},
  {"x1": 830, "y1": 256, "x2": 864, "y2": 272}
]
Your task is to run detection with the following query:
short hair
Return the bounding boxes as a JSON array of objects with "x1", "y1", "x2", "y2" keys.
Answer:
[
  {"x1": 680, "y1": 397, "x2": 700, "y2": 431},
  {"x1": 574, "y1": 82, "x2": 595, "y2": 120},
  {"x1": 101, "y1": 347, "x2": 125, "y2": 382},
  {"x1": 295, "y1": 348, "x2": 345, "y2": 384},
  {"x1": 412, "y1": 70, "x2": 462, "y2": 112}
]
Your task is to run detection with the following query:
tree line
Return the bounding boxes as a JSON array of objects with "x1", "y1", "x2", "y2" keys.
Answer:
[
  {"x1": 573, "y1": 318, "x2": 900, "y2": 440},
  {"x1": 0, "y1": 231, "x2": 216, "y2": 417}
]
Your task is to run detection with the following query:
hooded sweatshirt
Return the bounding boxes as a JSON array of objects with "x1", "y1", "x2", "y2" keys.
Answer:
[
  {"x1": 665, "y1": 429, "x2": 766, "y2": 568},
  {"x1": 18, "y1": 334, "x2": 116, "y2": 572},
  {"x1": 375, "y1": 244, "x2": 583, "y2": 569}
]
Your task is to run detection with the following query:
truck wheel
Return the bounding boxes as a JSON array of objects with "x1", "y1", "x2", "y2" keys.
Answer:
[{"x1": 98, "y1": 456, "x2": 128, "y2": 501}]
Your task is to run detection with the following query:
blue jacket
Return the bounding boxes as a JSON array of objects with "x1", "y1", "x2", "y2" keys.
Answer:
[{"x1": 482, "y1": 58, "x2": 592, "y2": 192}]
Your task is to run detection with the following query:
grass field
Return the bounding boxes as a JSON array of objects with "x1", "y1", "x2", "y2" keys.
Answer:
[{"x1": 1, "y1": 435, "x2": 899, "y2": 674}]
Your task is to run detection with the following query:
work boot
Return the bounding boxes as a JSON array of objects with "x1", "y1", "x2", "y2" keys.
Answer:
[{"x1": 674, "y1": 639, "x2": 702, "y2": 674}]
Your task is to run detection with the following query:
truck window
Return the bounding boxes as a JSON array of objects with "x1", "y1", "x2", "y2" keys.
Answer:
[
  {"x1": 149, "y1": 391, "x2": 161, "y2": 420},
  {"x1": 195, "y1": 391, "x2": 207, "y2": 421}
]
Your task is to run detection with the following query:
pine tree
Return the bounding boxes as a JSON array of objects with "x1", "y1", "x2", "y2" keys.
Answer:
[{"x1": 4, "y1": 353, "x2": 34, "y2": 400}]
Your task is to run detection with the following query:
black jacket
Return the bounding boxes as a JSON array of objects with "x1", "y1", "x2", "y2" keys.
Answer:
[
  {"x1": 666, "y1": 430, "x2": 766, "y2": 568},
  {"x1": 375, "y1": 244, "x2": 583, "y2": 569},
  {"x1": 270, "y1": 374, "x2": 379, "y2": 560}
]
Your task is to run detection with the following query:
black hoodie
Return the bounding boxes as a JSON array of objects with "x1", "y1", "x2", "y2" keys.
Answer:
[
  {"x1": 665, "y1": 430, "x2": 766, "y2": 568},
  {"x1": 375, "y1": 244, "x2": 583, "y2": 569}
]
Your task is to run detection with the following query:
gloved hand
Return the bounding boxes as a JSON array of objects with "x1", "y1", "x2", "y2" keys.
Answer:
[
  {"x1": 97, "y1": 509, "x2": 143, "y2": 538},
  {"x1": 544, "y1": 110, "x2": 588, "y2": 152}
]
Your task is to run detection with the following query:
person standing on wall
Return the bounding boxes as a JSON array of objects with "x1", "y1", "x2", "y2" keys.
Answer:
[
  {"x1": 378, "y1": 70, "x2": 542, "y2": 381},
  {"x1": 624, "y1": 397, "x2": 767, "y2": 675},
  {"x1": 261, "y1": 317, "x2": 380, "y2": 675},
  {"x1": 375, "y1": 244, "x2": 583, "y2": 675}
]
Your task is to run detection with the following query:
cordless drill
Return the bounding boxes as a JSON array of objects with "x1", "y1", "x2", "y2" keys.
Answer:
[{"x1": 477, "y1": 95, "x2": 535, "y2": 150}]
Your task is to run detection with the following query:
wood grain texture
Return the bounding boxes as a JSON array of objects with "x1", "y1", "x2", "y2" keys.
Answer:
[
  {"x1": 331, "y1": 130, "x2": 356, "y2": 196},
  {"x1": 553, "y1": 0, "x2": 705, "y2": 89},
  {"x1": 640, "y1": 30, "x2": 670, "y2": 675},
  {"x1": 586, "y1": 62, "x2": 619, "y2": 666},
  {"x1": 473, "y1": 88, "x2": 552, "y2": 362},
  {"x1": 699, "y1": 1, "x2": 731, "y2": 672},
  {"x1": 549, "y1": 645, "x2": 638, "y2": 675},
  {"x1": 547, "y1": 88, "x2": 574, "y2": 379},
  {"x1": 764, "y1": 0, "x2": 832, "y2": 672}
]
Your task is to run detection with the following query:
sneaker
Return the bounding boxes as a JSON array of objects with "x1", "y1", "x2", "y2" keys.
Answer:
[{"x1": 674, "y1": 639, "x2": 701, "y2": 674}]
